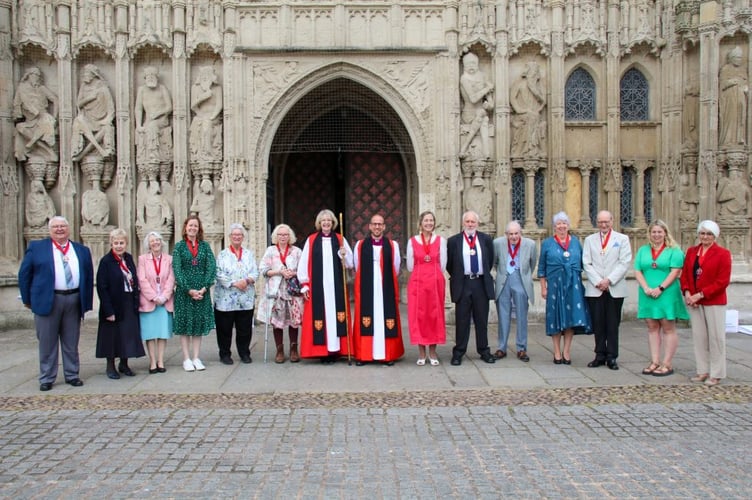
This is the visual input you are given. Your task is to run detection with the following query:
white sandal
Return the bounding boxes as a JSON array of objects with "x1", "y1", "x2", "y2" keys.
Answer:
[
  {"x1": 429, "y1": 357, "x2": 440, "y2": 366},
  {"x1": 416, "y1": 358, "x2": 426, "y2": 366}
]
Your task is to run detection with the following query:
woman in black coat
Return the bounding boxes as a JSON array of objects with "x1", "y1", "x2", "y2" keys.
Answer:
[{"x1": 96, "y1": 228, "x2": 145, "y2": 379}]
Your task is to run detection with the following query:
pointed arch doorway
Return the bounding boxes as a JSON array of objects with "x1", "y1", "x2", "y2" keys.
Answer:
[{"x1": 268, "y1": 78, "x2": 414, "y2": 247}]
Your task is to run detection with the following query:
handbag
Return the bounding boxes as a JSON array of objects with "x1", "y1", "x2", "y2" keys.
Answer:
[{"x1": 286, "y1": 276, "x2": 303, "y2": 296}]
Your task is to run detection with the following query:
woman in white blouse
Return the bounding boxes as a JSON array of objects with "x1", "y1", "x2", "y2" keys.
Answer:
[{"x1": 213, "y1": 223, "x2": 259, "y2": 365}]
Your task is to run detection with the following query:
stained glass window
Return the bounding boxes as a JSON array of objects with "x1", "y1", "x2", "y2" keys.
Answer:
[
  {"x1": 620, "y1": 167, "x2": 633, "y2": 227},
  {"x1": 512, "y1": 170, "x2": 525, "y2": 223},
  {"x1": 565, "y1": 68, "x2": 596, "y2": 121},
  {"x1": 589, "y1": 171, "x2": 599, "y2": 226},
  {"x1": 621, "y1": 68, "x2": 649, "y2": 121},
  {"x1": 534, "y1": 170, "x2": 545, "y2": 227}
]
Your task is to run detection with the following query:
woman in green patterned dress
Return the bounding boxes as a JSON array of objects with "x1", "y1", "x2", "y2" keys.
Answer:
[{"x1": 173, "y1": 215, "x2": 217, "y2": 371}]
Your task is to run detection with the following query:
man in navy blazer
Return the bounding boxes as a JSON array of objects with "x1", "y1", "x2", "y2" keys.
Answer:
[
  {"x1": 446, "y1": 211, "x2": 496, "y2": 365},
  {"x1": 18, "y1": 216, "x2": 94, "y2": 391}
]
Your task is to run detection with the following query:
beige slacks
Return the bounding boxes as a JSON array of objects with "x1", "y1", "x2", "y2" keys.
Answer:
[{"x1": 687, "y1": 304, "x2": 727, "y2": 379}]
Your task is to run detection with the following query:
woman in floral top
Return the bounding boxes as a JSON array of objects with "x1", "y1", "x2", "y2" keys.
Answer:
[
  {"x1": 214, "y1": 223, "x2": 259, "y2": 365},
  {"x1": 173, "y1": 215, "x2": 216, "y2": 372},
  {"x1": 258, "y1": 223, "x2": 304, "y2": 363}
]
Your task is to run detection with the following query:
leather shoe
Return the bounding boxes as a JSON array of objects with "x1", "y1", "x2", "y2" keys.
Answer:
[
  {"x1": 39, "y1": 382, "x2": 53, "y2": 391},
  {"x1": 118, "y1": 363, "x2": 135, "y2": 377},
  {"x1": 562, "y1": 358, "x2": 571, "y2": 365},
  {"x1": 65, "y1": 378, "x2": 84, "y2": 387},
  {"x1": 516, "y1": 350, "x2": 530, "y2": 362},
  {"x1": 240, "y1": 355, "x2": 252, "y2": 364},
  {"x1": 494, "y1": 349, "x2": 506, "y2": 359},
  {"x1": 450, "y1": 357, "x2": 462, "y2": 366},
  {"x1": 156, "y1": 366, "x2": 166, "y2": 373},
  {"x1": 607, "y1": 360, "x2": 619, "y2": 370},
  {"x1": 480, "y1": 354, "x2": 496, "y2": 364},
  {"x1": 149, "y1": 367, "x2": 159, "y2": 374},
  {"x1": 107, "y1": 370, "x2": 120, "y2": 379},
  {"x1": 587, "y1": 359, "x2": 605, "y2": 368},
  {"x1": 220, "y1": 356, "x2": 234, "y2": 365}
]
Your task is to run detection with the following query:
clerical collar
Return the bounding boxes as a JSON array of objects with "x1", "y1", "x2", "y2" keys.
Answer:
[{"x1": 372, "y1": 238, "x2": 383, "y2": 246}]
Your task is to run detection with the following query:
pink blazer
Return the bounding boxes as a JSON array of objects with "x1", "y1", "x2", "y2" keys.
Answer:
[{"x1": 137, "y1": 253, "x2": 175, "y2": 312}]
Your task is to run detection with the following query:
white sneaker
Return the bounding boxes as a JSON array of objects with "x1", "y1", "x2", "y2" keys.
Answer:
[
  {"x1": 183, "y1": 359, "x2": 195, "y2": 372},
  {"x1": 192, "y1": 358, "x2": 206, "y2": 371}
]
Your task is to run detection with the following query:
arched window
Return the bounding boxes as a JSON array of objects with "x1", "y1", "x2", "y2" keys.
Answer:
[
  {"x1": 565, "y1": 68, "x2": 596, "y2": 121},
  {"x1": 620, "y1": 68, "x2": 649, "y2": 121}
]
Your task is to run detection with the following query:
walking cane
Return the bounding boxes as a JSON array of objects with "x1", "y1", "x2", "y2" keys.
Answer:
[
  {"x1": 263, "y1": 295, "x2": 273, "y2": 363},
  {"x1": 339, "y1": 212, "x2": 353, "y2": 366}
]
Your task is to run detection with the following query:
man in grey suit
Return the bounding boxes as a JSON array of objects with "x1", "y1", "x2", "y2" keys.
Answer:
[
  {"x1": 582, "y1": 210, "x2": 632, "y2": 370},
  {"x1": 493, "y1": 221, "x2": 537, "y2": 362}
]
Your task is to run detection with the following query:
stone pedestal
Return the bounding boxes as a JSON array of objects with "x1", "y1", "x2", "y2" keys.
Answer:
[
  {"x1": 81, "y1": 225, "x2": 114, "y2": 266},
  {"x1": 204, "y1": 229, "x2": 224, "y2": 256}
]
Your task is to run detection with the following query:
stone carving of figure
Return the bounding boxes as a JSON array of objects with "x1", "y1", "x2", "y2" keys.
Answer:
[
  {"x1": 464, "y1": 175, "x2": 493, "y2": 227},
  {"x1": 13, "y1": 67, "x2": 58, "y2": 162},
  {"x1": 510, "y1": 62, "x2": 546, "y2": 158},
  {"x1": 135, "y1": 67, "x2": 173, "y2": 165},
  {"x1": 137, "y1": 179, "x2": 173, "y2": 230},
  {"x1": 678, "y1": 174, "x2": 699, "y2": 224},
  {"x1": 81, "y1": 188, "x2": 110, "y2": 227},
  {"x1": 71, "y1": 64, "x2": 115, "y2": 160},
  {"x1": 189, "y1": 67, "x2": 223, "y2": 163},
  {"x1": 717, "y1": 169, "x2": 749, "y2": 217},
  {"x1": 719, "y1": 47, "x2": 748, "y2": 149},
  {"x1": 25, "y1": 179, "x2": 56, "y2": 228},
  {"x1": 682, "y1": 79, "x2": 699, "y2": 150},
  {"x1": 459, "y1": 52, "x2": 494, "y2": 159},
  {"x1": 190, "y1": 179, "x2": 218, "y2": 227}
]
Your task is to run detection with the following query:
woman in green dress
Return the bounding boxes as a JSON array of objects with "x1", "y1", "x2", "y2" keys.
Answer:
[
  {"x1": 633, "y1": 220, "x2": 689, "y2": 377},
  {"x1": 173, "y1": 215, "x2": 217, "y2": 371}
]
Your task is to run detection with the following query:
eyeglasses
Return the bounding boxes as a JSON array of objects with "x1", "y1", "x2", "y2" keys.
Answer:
[{"x1": 698, "y1": 231, "x2": 714, "y2": 236}]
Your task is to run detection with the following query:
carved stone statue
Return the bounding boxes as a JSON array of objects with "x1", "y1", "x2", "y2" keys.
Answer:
[
  {"x1": 71, "y1": 64, "x2": 115, "y2": 160},
  {"x1": 135, "y1": 67, "x2": 173, "y2": 165},
  {"x1": 679, "y1": 174, "x2": 699, "y2": 224},
  {"x1": 13, "y1": 67, "x2": 58, "y2": 162},
  {"x1": 682, "y1": 79, "x2": 699, "y2": 150},
  {"x1": 459, "y1": 53, "x2": 494, "y2": 159},
  {"x1": 190, "y1": 178, "x2": 218, "y2": 228},
  {"x1": 464, "y1": 174, "x2": 493, "y2": 228},
  {"x1": 510, "y1": 62, "x2": 546, "y2": 158},
  {"x1": 189, "y1": 67, "x2": 223, "y2": 164},
  {"x1": 137, "y1": 179, "x2": 173, "y2": 230},
  {"x1": 719, "y1": 47, "x2": 748, "y2": 149},
  {"x1": 25, "y1": 179, "x2": 56, "y2": 228},
  {"x1": 717, "y1": 168, "x2": 749, "y2": 217},
  {"x1": 81, "y1": 188, "x2": 110, "y2": 227}
]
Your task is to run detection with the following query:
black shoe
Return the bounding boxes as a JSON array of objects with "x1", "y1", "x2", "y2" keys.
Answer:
[
  {"x1": 240, "y1": 355, "x2": 252, "y2": 364},
  {"x1": 587, "y1": 359, "x2": 605, "y2": 368},
  {"x1": 65, "y1": 378, "x2": 84, "y2": 387},
  {"x1": 156, "y1": 365, "x2": 166, "y2": 373},
  {"x1": 355, "y1": 360, "x2": 367, "y2": 366},
  {"x1": 480, "y1": 354, "x2": 496, "y2": 364},
  {"x1": 562, "y1": 358, "x2": 571, "y2": 365},
  {"x1": 607, "y1": 360, "x2": 619, "y2": 370},
  {"x1": 220, "y1": 356, "x2": 234, "y2": 365},
  {"x1": 107, "y1": 370, "x2": 120, "y2": 380},
  {"x1": 149, "y1": 367, "x2": 159, "y2": 374},
  {"x1": 450, "y1": 357, "x2": 462, "y2": 366},
  {"x1": 39, "y1": 382, "x2": 53, "y2": 391},
  {"x1": 118, "y1": 363, "x2": 135, "y2": 377},
  {"x1": 553, "y1": 358, "x2": 563, "y2": 365},
  {"x1": 383, "y1": 361, "x2": 395, "y2": 366}
]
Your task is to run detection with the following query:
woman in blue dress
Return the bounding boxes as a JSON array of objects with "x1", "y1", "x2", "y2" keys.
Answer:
[{"x1": 538, "y1": 212, "x2": 591, "y2": 364}]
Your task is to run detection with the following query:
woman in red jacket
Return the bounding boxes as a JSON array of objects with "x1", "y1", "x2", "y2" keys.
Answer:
[{"x1": 680, "y1": 220, "x2": 732, "y2": 386}]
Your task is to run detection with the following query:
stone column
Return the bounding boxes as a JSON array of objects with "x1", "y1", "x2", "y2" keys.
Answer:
[
  {"x1": 0, "y1": 1, "x2": 21, "y2": 257},
  {"x1": 114, "y1": 2, "x2": 133, "y2": 240},
  {"x1": 549, "y1": 0, "x2": 566, "y2": 216},
  {"x1": 172, "y1": 2, "x2": 189, "y2": 241},
  {"x1": 575, "y1": 160, "x2": 599, "y2": 228},
  {"x1": 605, "y1": 0, "x2": 621, "y2": 219},
  {"x1": 697, "y1": 11, "x2": 720, "y2": 219},
  {"x1": 521, "y1": 159, "x2": 540, "y2": 229},
  {"x1": 55, "y1": 2, "x2": 77, "y2": 230},
  {"x1": 494, "y1": 0, "x2": 512, "y2": 227}
]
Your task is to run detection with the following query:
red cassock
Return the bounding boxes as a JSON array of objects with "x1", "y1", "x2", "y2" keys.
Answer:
[
  {"x1": 352, "y1": 238, "x2": 404, "y2": 362},
  {"x1": 299, "y1": 232, "x2": 353, "y2": 359}
]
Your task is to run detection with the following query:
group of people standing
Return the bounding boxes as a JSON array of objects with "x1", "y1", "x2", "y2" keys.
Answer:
[{"x1": 18, "y1": 207, "x2": 732, "y2": 391}]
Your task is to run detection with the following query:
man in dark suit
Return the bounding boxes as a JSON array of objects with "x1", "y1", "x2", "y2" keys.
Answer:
[
  {"x1": 446, "y1": 210, "x2": 496, "y2": 365},
  {"x1": 18, "y1": 216, "x2": 94, "y2": 391}
]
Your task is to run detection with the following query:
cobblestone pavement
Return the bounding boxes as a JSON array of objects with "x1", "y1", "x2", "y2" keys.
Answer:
[{"x1": 1, "y1": 319, "x2": 751, "y2": 498}]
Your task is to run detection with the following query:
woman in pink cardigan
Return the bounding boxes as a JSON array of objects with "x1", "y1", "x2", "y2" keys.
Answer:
[{"x1": 137, "y1": 231, "x2": 175, "y2": 373}]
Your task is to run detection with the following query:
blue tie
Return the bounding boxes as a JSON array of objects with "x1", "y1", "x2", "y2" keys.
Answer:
[
  {"x1": 62, "y1": 253, "x2": 74, "y2": 289},
  {"x1": 469, "y1": 235, "x2": 479, "y2": 274}
]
